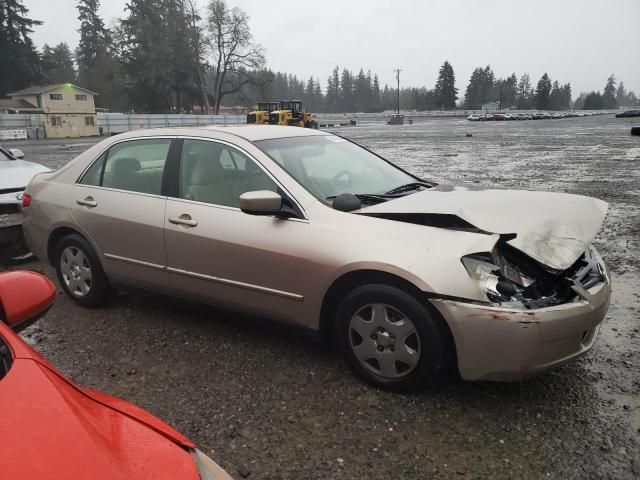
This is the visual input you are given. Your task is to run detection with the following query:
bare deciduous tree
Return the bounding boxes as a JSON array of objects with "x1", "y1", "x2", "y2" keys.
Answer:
[{"x1": 206, "y1": 0, "x2": 265, "y2": 113}]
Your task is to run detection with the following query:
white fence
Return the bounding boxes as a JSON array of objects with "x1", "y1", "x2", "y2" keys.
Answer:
[
  {"x1": 0, "y1": 114, "x2": 42, "y2": 130},
  {"x1": 97, "y1": 113, "x2": 247, "y2": 135},
  {"x1": 0, "y1": 109, "x2": 599, "y2": 138}
]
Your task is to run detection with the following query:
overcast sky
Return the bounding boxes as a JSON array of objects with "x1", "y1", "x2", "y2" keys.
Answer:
[{"x1": 24, "y1": 0, "x2": 640, "y2": 95}]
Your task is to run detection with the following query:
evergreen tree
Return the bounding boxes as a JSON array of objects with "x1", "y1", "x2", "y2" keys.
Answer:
[
  {"x1": 516, "y1": 73, "x2": 533, "y2": 109},
  {"x1": 41, "y1": 43, "x2": 77, "y2": 84},
  {"x1": 76, "y1": 0, "x2": 129, "y2": 110},
  {"x1": 464, "y1": 65, "x2": 494, "y2": 109},
  {"x1": 561, "y1": 83, "x2": 572, "y2": 109},
  {"x1": 616, "y1": 81, "x2": 626, "y2": 105},
  {"x1": 433, "y1": 61, "x2": 458, "y2": 109},
  {"x1": 120, "y1": 0, "x2": 174, "y2": 112},
  {"x1": 0, "y1": 0, "x2": 42, "y2": 96},
  {"x1": 602, "y1": 74, "x2": 617, "y2": 109},
  {"x1": 339, "y1": 68, "x2": 354, "y2": 112},
  {"x1": 583, "y1": 91, "x2": 604, "y2": 110},
  {"x1": 371, "y1": 74, "x2": 381, "y2": 112},
  {"x1": 534, "y1": 73, "x2": 552, "y2": 110},
  {"x1": 325, "y1": 66, "x2": 340, "y2": 113},
  {"x1": 549, "y1": 80, "x2": 563, "y2": 110},
  {"x1": 353, "y1": 68, "x2": 370, "y2": 112},
  {"x1": 493, "y1": 73, "x2": 517, "y2": 109},
  {"x1": 573, "y1": 92, "x2": 588, "y2": 110}
]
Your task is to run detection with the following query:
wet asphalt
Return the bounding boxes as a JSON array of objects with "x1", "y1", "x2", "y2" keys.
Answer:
[{"x1": 3, "y1": 115, "x2": 639, "y2": 479}]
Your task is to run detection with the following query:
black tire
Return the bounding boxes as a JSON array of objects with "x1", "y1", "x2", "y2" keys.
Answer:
[
  {"x1": 310, "y1": 120, "x2": 319, "y2": 130},
  {"x1": 632, "y1": 126, "x2": 640, "y2": 136},
  {"x1": 54, "y1": 234, "x2": 114, "y2": 307},
  {"x1": 335, "y1": 284, "x2": 446, "y2": 392}
]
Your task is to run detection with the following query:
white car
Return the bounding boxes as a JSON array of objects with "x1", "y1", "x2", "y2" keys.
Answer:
[{"x1": 0, "y1": 146, "x2": 50, "y2": 260}]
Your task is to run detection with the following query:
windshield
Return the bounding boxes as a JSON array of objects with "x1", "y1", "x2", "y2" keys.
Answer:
[{"x1": 254, "y1": 135, "x2": 420, "y2": 203}]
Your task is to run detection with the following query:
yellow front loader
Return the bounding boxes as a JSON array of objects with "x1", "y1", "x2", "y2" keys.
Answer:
[
  {"x1": 247, "y1": 102, "x2": 280, "y2": 125},
  {"x1": 268, "y1": 100, "x2": 318, "y2": 129}
]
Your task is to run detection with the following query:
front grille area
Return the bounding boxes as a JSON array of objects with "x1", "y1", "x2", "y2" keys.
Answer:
[
  {"x1": 0, "y1": 204, "x2": 20, "y2": 215},
  {"x1": 0, "y1": 187, "x2": 24, "y2": 195}
]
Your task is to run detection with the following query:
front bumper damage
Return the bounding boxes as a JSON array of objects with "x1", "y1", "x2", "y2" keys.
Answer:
[
  {"x1": 0, "y1": 191, "x2": 28, "y2": 257},
  {"x1": 431, "y1": 250, "x2": 611, "y2": 381}
]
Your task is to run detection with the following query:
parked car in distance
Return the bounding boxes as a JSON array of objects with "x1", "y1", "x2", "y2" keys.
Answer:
[
  {"x1": 0, "y1": 146, "x2": 50, "y2": 261},
  {"x1": 467, "y1": 114, "x2": 481, "y2": 121},
  {"x1": 23, "y1": 125, "x2": 611, "y2": 391},
  {"x1": 616, "y1": 109, "x2": 640, "y2": 118},
  {"x1": 492, "y1": 113, "x2": 508, "y2": 121},
  {"x1": 0, "y1": 270, "x2": 233, "y2": 480}
]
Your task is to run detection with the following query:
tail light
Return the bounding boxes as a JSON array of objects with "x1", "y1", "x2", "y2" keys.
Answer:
[{"x1": 22, "y1": 193, "x2": 32, "y2": 207}]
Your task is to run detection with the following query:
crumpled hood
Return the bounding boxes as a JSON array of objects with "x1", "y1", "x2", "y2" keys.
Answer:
[
  {"x1": 359, "y1": 185, "x2": 608, "y2": 271},
  {"x1": 0, "y1": 159, "x2": 50, "y2": 190}
]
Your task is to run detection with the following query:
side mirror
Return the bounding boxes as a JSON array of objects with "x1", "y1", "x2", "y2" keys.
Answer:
[
  {"x1": 0, "y1": 271, "x2": 55, "y2": 332},
  {"x1": 9, "y1": 148, "x2": 25, "y2": 159},
  {"x1": 239, "y1": 190, "x2": 283, "y2": 216}
]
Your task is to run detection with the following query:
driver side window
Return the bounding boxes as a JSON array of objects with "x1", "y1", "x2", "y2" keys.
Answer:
[{"x1": 178, "y1": 140, "x2": 277, "y2": 208}]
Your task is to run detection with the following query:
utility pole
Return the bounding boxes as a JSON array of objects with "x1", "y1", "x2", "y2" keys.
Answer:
[{"x1": 394, "y1": 68, "x2": 402, "y2": 115}]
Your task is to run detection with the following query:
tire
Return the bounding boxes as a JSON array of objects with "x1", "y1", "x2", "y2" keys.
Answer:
[
  {"x1": 54, "y1": 234, "x2": 114, "y2": 307},
  {"x1": 335, "y1": 284, "x2": 446, "y2": 392},
  {"x1": 632, "y1": 126, "x2": 640, "y2": 136}
]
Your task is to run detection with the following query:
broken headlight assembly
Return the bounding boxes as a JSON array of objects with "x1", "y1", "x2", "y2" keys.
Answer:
[
  {"x1": 461, "y1": 253, "x2": 522, "y2": 304},
  {"x1": 461, "y1": 245, "x2": 604, "y2": 309}
]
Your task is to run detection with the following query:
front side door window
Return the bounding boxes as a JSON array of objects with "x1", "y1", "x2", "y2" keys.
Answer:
[{"x1": 178, "y1": 139, "x2": 277, "y2": 208}]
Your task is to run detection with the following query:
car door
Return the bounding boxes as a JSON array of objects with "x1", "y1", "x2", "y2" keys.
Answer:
[
  {"x1": 69, "y1": 137, "x2": 174, "y2": 290},
  {"x1": 163, "y1": 138, "x2": 311, "y2": 324}
]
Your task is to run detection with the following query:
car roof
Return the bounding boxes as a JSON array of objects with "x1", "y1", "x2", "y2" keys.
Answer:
[
  {"x1": 199, "y1": 125, "x2": 329, "y2": 142},
  {"x1": 108, "y1": 125, "x2": 330, "y2": 145}
]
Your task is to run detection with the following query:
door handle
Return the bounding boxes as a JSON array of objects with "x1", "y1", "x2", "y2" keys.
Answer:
[
  {"x1": 168, "y1": 215, "x2": 197, "y2": 227},
  {"x1": 76, "y1": 197, "x2": 97, "y2": 207}
]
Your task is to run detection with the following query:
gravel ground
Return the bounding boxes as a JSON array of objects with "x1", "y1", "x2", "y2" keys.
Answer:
[{"x1": 2, "y1": 115, "x2": 639, "y2": 479}]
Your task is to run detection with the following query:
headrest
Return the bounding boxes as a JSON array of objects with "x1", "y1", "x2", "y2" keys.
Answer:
[{"x1": 112, "y1": 157, "x2": 141, "y2": 175}]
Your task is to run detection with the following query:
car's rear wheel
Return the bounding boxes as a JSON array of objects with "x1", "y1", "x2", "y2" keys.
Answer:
[
  {"x1": 335, "y1": 284, "x2": 446, "y2": 391},
  {"x1": 54, "y1": 234, "x2": 114, "y2": 307}
]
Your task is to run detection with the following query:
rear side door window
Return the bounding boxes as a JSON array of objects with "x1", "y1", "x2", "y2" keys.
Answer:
[
  {"x1": 80, "y1": 139, "x2": 172, "y2": 195},
  {"x1": 178, "y1": 139, "x2": 277, "y2": 208}
]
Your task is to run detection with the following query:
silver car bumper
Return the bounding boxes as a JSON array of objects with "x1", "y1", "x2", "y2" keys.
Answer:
[{"x1": 431, "y1": 274, "x2": 611, "y2": 382}]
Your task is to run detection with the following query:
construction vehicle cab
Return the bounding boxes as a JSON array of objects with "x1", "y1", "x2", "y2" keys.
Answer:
[
  {"x1": 269, "y1": 100, "x2": 318, "y2": 129},
  {"x1": 247, "y1": 101, "x2": 280, "y2": 124}
]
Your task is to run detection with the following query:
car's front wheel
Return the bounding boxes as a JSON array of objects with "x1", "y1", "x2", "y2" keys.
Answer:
[
  {"x1": 54, "y1": 234, "x2": 114, "y2": 307},
  {"x1": 335, "y1": 284, "x2": 447, "y2": 391}
]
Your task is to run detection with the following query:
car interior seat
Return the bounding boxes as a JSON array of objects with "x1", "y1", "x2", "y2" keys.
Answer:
[
  {"x1": 186, "y1": 149, "x2": 236, "y2": 207},
  {"x1": 103, "y1": 157, "x2": 149, "y2": 193}
]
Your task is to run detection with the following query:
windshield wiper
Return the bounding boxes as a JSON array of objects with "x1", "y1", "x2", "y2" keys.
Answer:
[
  {"x1": 384, "y1": 181, "x2": 433, "y2": 196},
  {"x1": 326, "y1": 193, "x2": 392, "y2": 205}
]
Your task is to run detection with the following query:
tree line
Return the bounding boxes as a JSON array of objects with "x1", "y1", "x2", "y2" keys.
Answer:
[{"x1": 2, "y1": 0, "x2": 638, "y2": 113}]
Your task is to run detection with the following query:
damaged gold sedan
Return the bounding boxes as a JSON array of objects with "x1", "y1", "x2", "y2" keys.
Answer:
[{"x1": 22, "y1": 126, "x2": 611, "y2": 391}]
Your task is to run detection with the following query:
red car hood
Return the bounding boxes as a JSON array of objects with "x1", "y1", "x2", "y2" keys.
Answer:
[{"x1": 0, "y1": 323, "x2": 198, "y2": 480}]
